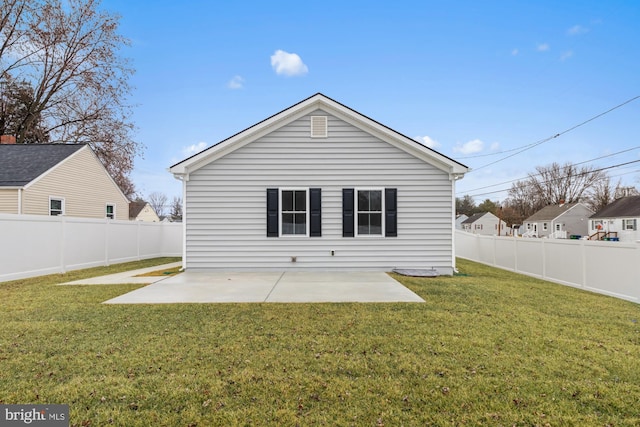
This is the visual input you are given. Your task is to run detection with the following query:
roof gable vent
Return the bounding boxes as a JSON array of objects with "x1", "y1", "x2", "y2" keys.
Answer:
[{"x1": 310, "y1": 116, "x2": 328, "y2": 138}]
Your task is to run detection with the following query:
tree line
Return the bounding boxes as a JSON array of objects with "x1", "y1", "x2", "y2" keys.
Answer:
[
  {"x1": 1, "y1": 0, "x2": 140, "y2": 197},
  {"x1": 457, "y1": 162, "x2": 639, "y2": 226}
]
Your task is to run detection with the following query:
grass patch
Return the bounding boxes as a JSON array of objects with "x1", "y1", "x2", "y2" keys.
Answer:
[
  {"x1": 1, "y1": 258, "x2": 639, "y2": 426},
  {"x1": 135, "y1": 266, "x2": 182, "y2": 277}
]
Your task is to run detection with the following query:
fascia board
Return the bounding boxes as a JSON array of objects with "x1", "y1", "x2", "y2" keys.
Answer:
[
  {"x1": 319, "y1": 100, "x2": 469, "y2": 175},
  {"x1": 170, "y1": 95, "x2": 326, "y2": 176}
]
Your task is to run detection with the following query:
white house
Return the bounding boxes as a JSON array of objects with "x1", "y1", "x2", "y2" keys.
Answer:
[
  {"x1": 589, "y1": 196, "x2": 640, "y2": 242},
  {"x1": 455, "y1": 214, "x2": 468, "y2": 230},
  {"x1": 522, "y1": 202, "x2": 592, "y2": 238},
  {"x1": 169, "y1": 93, "x2": 469, "y2": 274},
  {"x1": 460, "y1": 212, "x2": 508, "y2": 236}
]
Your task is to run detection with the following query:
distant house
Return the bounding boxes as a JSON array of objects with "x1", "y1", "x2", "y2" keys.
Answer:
[
  {"x1": 129, "y1": 201, "x2": 160, "y2": 222},
  {"x1": 588, "y1": 196, "x2": 640, "y2": 242},
  {"x1": 522, "y1": 202, "x2": 592, "y2": 238},
  {"x1": 461, "y1": 212, "x2": 508, "y2": 236},
  {"x1": 169, "y1": 93, "x2": 469, "y2": 274},
  {"x1": 0, "y1": 141, "x2": 129, "y2": 220},
  {"x1": 455, "y1": 214, "x2": 468, "y2": 230}
]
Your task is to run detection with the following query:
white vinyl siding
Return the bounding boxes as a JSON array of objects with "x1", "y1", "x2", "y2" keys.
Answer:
[{"x1": 184, "y1": 110, "x2": 455, "y2": 272}]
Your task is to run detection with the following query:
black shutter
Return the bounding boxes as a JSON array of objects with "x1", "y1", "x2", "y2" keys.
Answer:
[
  {"x1": 266, "y1": 188, "x2": 278, "y2": 237},
  {"x1": 342, "y1": 188, "x2": 354, "y2": 237},
  {"x1": 310, "y1": 188, "x2": 322, "y2": 237},
  {"x1": 385, "y1": 188, "x2": 397, "y2": 237}
]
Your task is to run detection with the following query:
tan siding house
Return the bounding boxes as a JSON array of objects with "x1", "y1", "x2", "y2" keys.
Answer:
[
  {"x1": 0, "y1": 143, "x2": 129, "y2": 220},
  {"x1": 170, "y1": 93, "x2": 469, "y2": 274}
]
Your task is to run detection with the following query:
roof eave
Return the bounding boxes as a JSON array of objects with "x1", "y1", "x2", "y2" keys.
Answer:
[{"x1": 169, "y1": 93, "x2": 470, "y2": 177}]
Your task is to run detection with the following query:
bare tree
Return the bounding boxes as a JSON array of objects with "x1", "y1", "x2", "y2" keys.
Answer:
[
  {"x1": 504, "y1": 179, "x2": 544, "y2": 223},
  {"x1": 527, "y1": 162, "x2": 605, "y2": 205},
  {"x1": 148, "y1": 192, "x2": 168, "y2": 219},
  {"x1": 585, "y1": 176, "x2": 619, "y2": 212},
  {"x1": 169, "y1": 196, "x2": 182, "y2": 222},
  {"x1": 0, "y1": 0, "x2": 141, "y2": 197}
]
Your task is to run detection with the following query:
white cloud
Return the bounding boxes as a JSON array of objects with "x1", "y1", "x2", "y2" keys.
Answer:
[
  {"x1": 511, "y1": 48, "x2": 519, "y2": 56},
  {"x1": 453, "y1": 139, "x2": 484, "y2": 155},
  {"x1": 490, "y1": 142, "x2": 500, "y2": 151},
  {"x1": 415, "y1": 135, "x2": 440, "y2": 149},
  {"x1": 270, "y1": 50, "x2": 309, "y2": 76},
  {"x1": 567, "y1": 25, "x2": 588, "y2": 36},
  {"x1": 560, "y1": 50, "x2": 574, "y2": 61},
  {"x1": 227, "y1": 75, "x2": 244, "y2": 89},
  {"x1": 536, "y1": 43, "x2": 550, "y2": 52},
  {"x1": 182, "y1": 142, "x2": 207, "y2": 157}
]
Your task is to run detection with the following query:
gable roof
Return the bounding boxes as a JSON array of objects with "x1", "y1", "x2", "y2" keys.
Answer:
[
  {"x1": 0, "y1": 144, "x2": 85, "y2": 187},
  {"x1": 525, "y1": 202, "x2": 589, "y2": 222},
  {"x1": 590, "y1": 196, "x2": 640, "y2": 219},
  {"x1": 461, "y1": 212, "x2": 491, "y2": 224},
  {"x1": 129, "y1": 201, "x2": 148, "y2": 219},
  {"x1": 169, "y1": 93, "x2": 469, "y2": 177}
]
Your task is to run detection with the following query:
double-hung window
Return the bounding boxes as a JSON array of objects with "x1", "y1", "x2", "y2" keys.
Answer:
[
  {"x1": 266, "y1": 188, "x2": 321, "y2": 238},
  {"x1": 50, "y1": 197, "x2": 64, "y2": 216},
  {"x1": 106, "y1": 204, "x2": 115, "y2": 219},
  {"x1": 624, "y1": 219, "x2": 637, "y2": 230},
  {"x1": 357, "y1": 189, "x2": 383, "y2": 236},
  {"x1": 342, "y1": 188, "x2": 397, "y2": 237},
  {"x1": 281, "y1": 189, "x2": 308, "y2": 236}
]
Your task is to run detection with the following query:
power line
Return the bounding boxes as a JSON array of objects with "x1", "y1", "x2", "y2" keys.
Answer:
[
  {"x1": 461, "y1": 145, "x2": 640, "y2": 193},
  {"x1": 463, "y1": 159, "x2": 640, "y2": 198},
  {"x1": 464, "y1": 95, "x2": 640, "y2": 170}
]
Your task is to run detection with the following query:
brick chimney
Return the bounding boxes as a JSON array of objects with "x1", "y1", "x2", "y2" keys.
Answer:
[{"x1": 0, "y1": 135, "x2": 16, "y2": 144}]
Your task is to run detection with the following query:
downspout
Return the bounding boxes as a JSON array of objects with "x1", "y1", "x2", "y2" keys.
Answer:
[
  {"x1": 171, "y1": 172, "x2": 189, "y2": 271},
  {"x1": 451, "y1": 172, "x2": 464, "y2": 273},
  {"x1": 18, "y1": 188, "x2": 22, "y2": 214}
]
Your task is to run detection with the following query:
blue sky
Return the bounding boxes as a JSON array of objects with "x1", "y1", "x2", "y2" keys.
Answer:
[{"x1": 104, "y1": 0, "x2": 640, "y2": 204}]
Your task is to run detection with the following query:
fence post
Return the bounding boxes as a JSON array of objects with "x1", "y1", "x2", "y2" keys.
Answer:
[{"x1": 60, "y1": 216, "x2": 66, "y2": 273}]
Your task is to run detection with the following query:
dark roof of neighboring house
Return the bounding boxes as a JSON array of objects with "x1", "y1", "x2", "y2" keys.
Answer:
[
  {"x1": 461, "y1": 212, "x2": 490, "y2": 224},
  {"x1": 129, "y1": 201, "x2": 147, "y2": 219},
  {"x1": 525, "y1": 202, "x2": 588, "y2": 221},
  {"x1": 590, "y1": 196, "x2": 640, "y2": 219},
  {"x1": 0, "y1": 144, "x2": 86, "y2": 187}
]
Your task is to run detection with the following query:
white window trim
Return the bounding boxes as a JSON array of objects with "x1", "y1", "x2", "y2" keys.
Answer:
[
  {"x1": 279, "y1": 188, "x2": 310, "y2": 237},
  {"x1": 106, "y1": 203, "x2": 116, "y2": 220},
  {"x1": 624, "y1": 218, "x2": 637, "y2": 230},
  {"x1": 49, "y1": 196, "x2": 65, "y2": 216},
  {"x1": 543, "y1": 223, "x2": 548, "y2": 231},
  {"x1": 355, "y1": 187, "x2": 385, "y2": 237}
]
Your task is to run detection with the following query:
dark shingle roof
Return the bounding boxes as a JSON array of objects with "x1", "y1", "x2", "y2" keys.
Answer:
[
  {"x1": 129, "y1": 201, "x2": 147, "y2": 219},
  {"x1": 0, "y1": 144, "x2": 85, "y2": 187},
  {"x1": 461, "y1": 212, "x2": 489, "y2": 224},
  {"x1": 590, "y1": 196, "x2": 640, "y2": 219},
  {"x1": 525, "y1": 202, "x2": 587, "y2": 221}
]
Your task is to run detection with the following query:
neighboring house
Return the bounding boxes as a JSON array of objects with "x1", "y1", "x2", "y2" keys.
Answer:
[
  {"x1": 522, "y1": 202, "x2": 592, "y2": 238},
  {"x1": 588, "y1": 196, "x2": 640, "y2": 242},
  {"x1": 455, "y1": 214, "x2": 468, "y2": 230},
  {"x1": 0, "y1": 141, "x2": 129, "y2": 220},
  {"x1": 170, "y1": 93, "x2": 469, "y2": 274},
  {"x1": 129, "y1": 201, "x2": 161, "y2": 222},
  {"x1": 460, "y1": 212, "x2": 508, "y2": 236}
]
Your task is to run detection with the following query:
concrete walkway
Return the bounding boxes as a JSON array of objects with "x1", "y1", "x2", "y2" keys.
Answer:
[
  {"x1": 60, "y1": 262, "x2": 183, "y2": 285},
  {"x1": 96, "y1": 269, "x2": 424, "y2": 304}
]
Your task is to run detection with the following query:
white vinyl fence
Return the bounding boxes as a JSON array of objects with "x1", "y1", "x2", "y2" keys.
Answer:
[
  {"x1": 0, "y1": 213, "x2": 182, "y2": 282},
  {"x1": 456, "y1": 230, "x2": 640, "y2": 303}
]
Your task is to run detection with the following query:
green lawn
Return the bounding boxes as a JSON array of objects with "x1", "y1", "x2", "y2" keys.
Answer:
[{"x1": 1, "y1": 258, "x2": 639, "y2": 426}]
